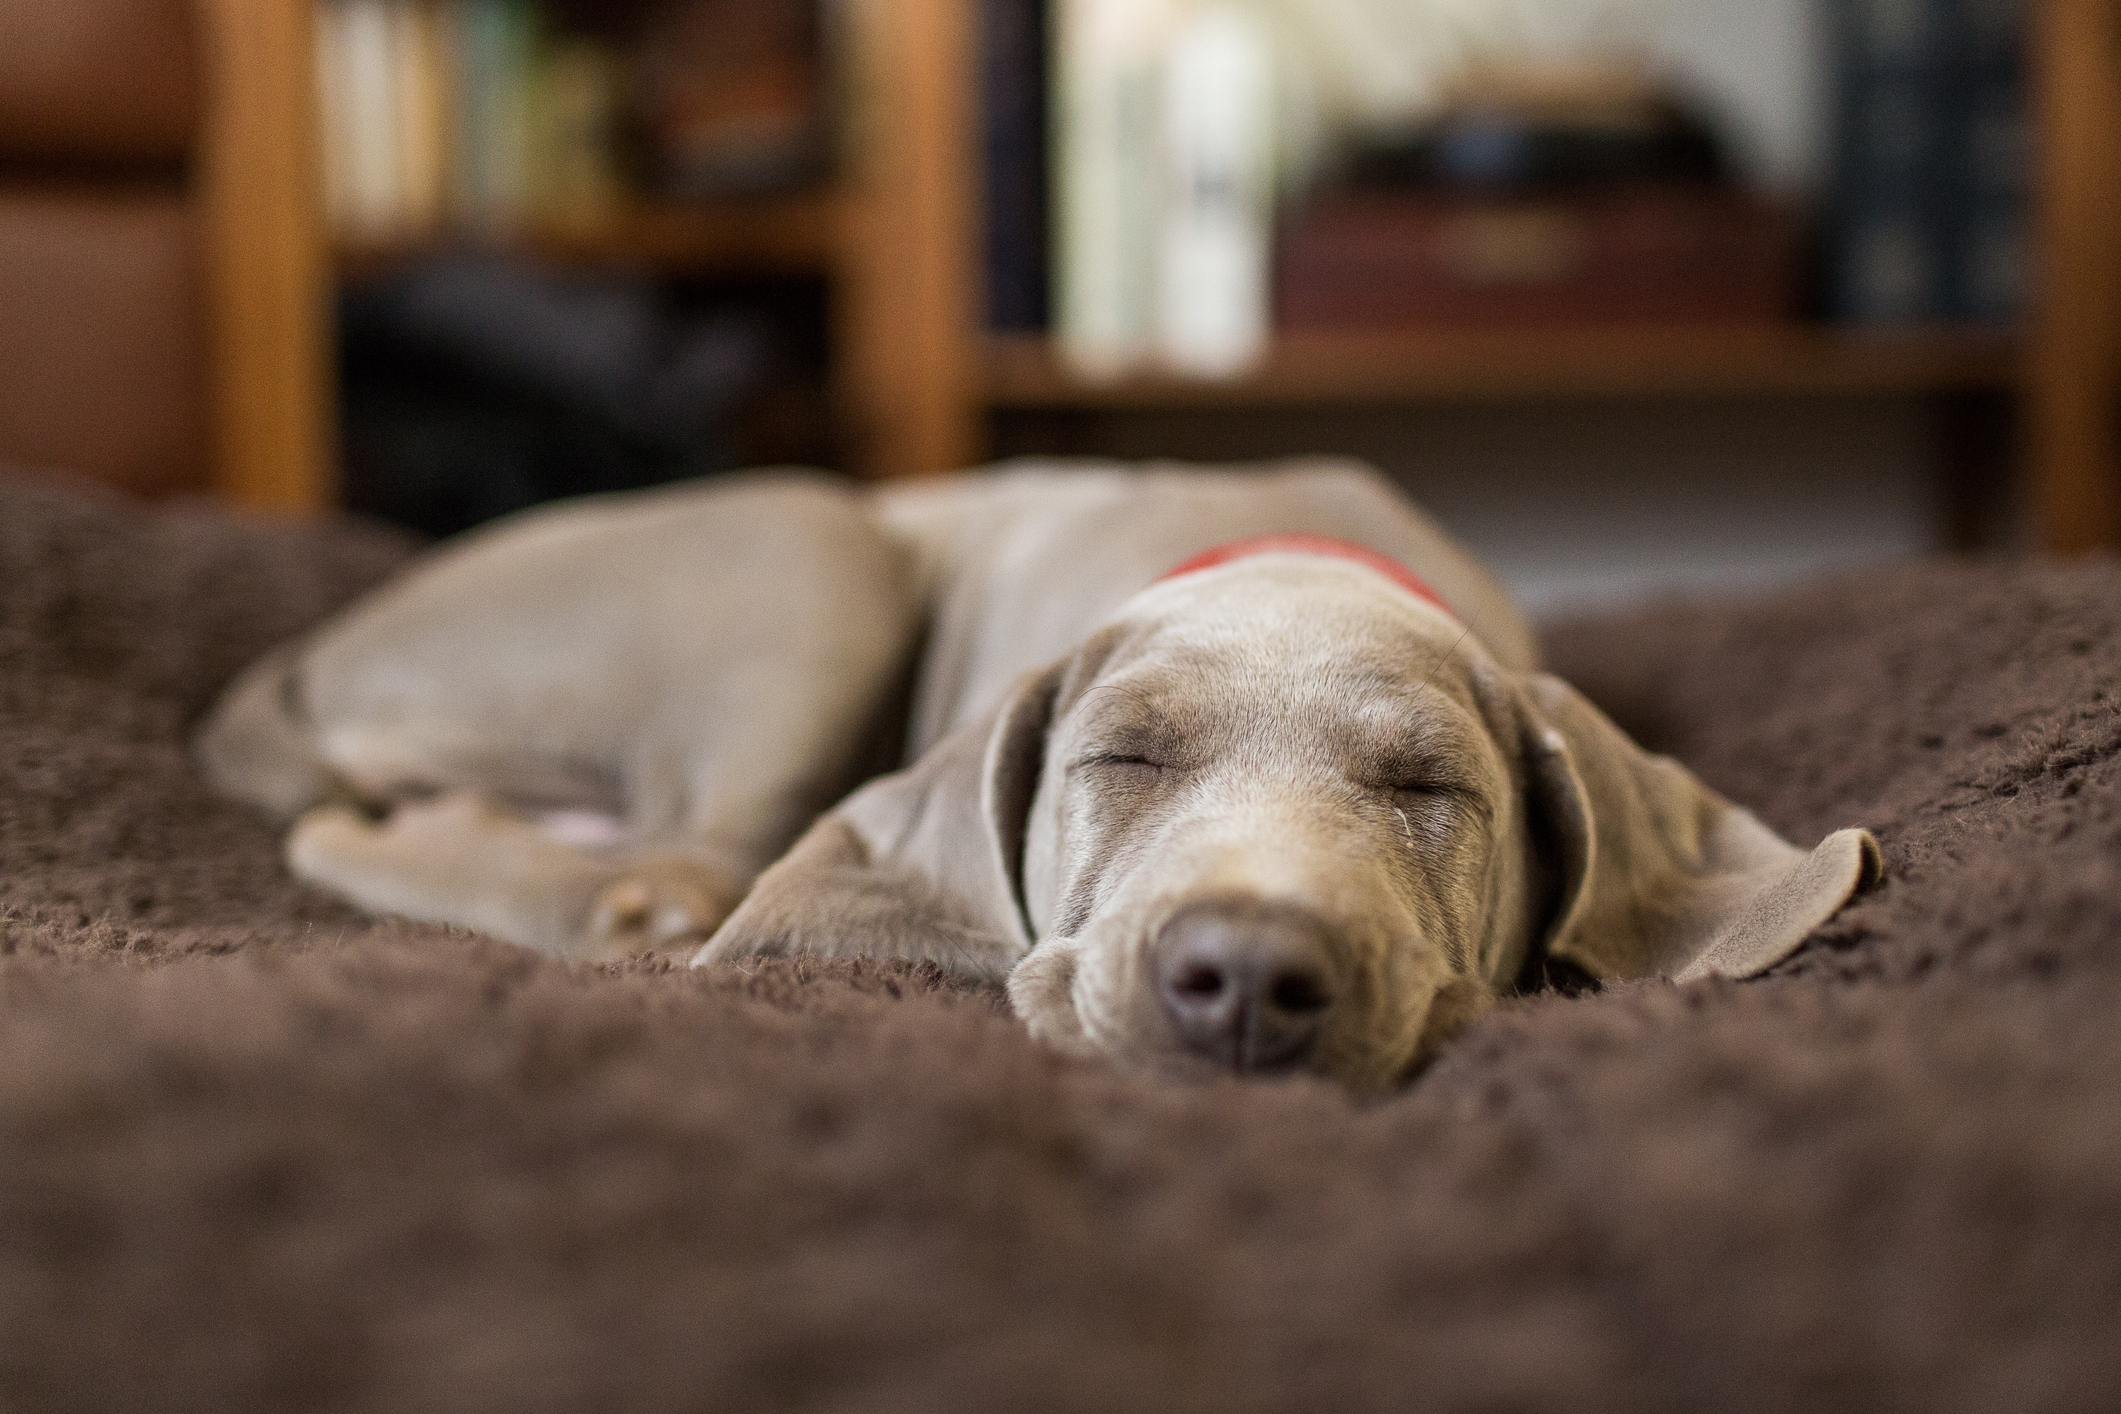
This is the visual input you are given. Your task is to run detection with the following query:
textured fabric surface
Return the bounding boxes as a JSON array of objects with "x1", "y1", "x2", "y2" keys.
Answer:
[{"x1": 3, "y1": 470, "x2": 2119, "y2": 1412}]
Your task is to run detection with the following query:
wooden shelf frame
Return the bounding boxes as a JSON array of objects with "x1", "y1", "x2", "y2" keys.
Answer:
[
  {"x1": 2029, "y1": 0, "x2": 2121, "y2": 550},
  {"x1": 305, "y1": 0, "x2": 986, "y2": 487},
  {"x1": 205, "y1": 0, "x2": 2116, "y2": 550},
  {"x1": 196, "y1": 0, "x2": 336, "y2": 515}
]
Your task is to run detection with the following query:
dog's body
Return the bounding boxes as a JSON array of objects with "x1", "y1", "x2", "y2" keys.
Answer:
[{"x1": 199, "y1": 459, "x2": 1876, "y2": 1089}]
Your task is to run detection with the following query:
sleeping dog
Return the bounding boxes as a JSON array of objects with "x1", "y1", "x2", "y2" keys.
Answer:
[{"x1": 197, "y1": 460, "x2": 1878, "y2": 1091}]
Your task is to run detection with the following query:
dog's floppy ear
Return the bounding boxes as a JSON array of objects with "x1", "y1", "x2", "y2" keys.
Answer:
[
  {"x1": 692, "y1": 661, "x2": 1062, "y2": 980},
  {"x1": 1514, "y1": 672, "x2": 1880, "y2": 984}
]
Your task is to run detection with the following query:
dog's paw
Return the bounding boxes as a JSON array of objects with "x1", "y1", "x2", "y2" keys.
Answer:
[
  {"x1": 585, "y1": 859, "x2": 744, "y2": 960},
  {"x1": 286, "y1": 802, "x2": 391, "y2": 881}
]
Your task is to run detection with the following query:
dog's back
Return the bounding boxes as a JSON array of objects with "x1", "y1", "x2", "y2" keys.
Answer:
[{"x1": 872, "y1": 457, "x2": 1536, "y2": 756}]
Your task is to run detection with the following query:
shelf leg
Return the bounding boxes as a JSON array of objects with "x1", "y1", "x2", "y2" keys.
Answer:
[
  {"x1": 2029, "y1": 0, "x2": 2121, "y2": 551},
  {"x1": 836, "y1": 0, "x2": 983, "y2": 478},
  {"x1": 195, "y1": 0, "x2": 337, "y2": 513}
]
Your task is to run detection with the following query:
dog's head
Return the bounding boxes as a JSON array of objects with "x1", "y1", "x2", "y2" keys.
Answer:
[{"x1": 698, "y1": 555, "x2": 1878, "y2": 1092}]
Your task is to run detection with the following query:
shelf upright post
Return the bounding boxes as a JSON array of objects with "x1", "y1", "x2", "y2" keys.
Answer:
[
  {"x1": 2029, "y1": 0, "x2": 2121, "y2": 551},
  {"x1": 195, "y1": 0, "x2": 337, "y2": 514},
  {"x1": 836, "y1": 0, "x2": 983, "y2": 478}
]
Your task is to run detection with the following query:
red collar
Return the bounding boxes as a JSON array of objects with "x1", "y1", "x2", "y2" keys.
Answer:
[{"x1": 1156, "y1": 534, "x2": 1456, "y2": 620}]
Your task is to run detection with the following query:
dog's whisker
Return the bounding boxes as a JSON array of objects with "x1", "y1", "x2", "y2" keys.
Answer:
[{"x1": 1416, "y1": 621, "x2": 1476, "y2": 696}]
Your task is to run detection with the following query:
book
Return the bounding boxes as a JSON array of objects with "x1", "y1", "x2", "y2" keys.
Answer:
[
  {"x1": 982, "y1": 0, "x2": 1049, "y2": 332},
  {"x1": 315, "y1": 0, "x2": 356, "y2": 232},
  {"x1": 1274, "y1": 188, "x2": 1800, "y2": 330},
  {"x1": 536, "y1": 41, "x2": 623, "y2": 222},
  {"x1": 391, "y1": 0, "x2": 449, "y2": 236},
  {"x1": 1824, "y1": 0, "x2": 2028, "y2": 325},
  {"x1": 631, "y1": 0, "x2": 826, "y2": 197},
  {"x1": 321, "y1": 0, "x2": 649, "y2": 240},
  {"x1": 338, "y1": 0, "x2": 403, "y2": 238},
  {"x1": 1154, "y1": 5, "x2": 1272, "y2": 376},
  {"x1": 1945, "y1": 0, "x2": 2029, "y2": 322},
  {"x1": 1051, "y1": 0, "x2": 1168, "y2": 379},
  {"x1": 451, "y1": 0, "x2": 536, "y2": 229}
]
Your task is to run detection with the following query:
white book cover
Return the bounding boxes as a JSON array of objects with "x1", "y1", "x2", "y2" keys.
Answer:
[
  {"x1": 339, "y1": 0, "x2": 403, "y2": 238},
  {"x1": 314, "y1": 0, "x2": 356, "y2": 237},
  {"x1": 1053, "y1": 0, "x2": 1170, "y2": 381},
  {"x1": 1156, "y1": 5, "x2": 1273, "y2": 377}
]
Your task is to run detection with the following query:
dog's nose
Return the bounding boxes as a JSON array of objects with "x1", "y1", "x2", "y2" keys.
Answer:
[{"x1": 1153, "y1": 899, "x2": 1338, "y2": 1072}]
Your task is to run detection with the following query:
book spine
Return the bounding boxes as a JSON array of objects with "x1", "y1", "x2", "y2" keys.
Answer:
[
  {"x1": 340, "y1": 0, "x2": 404, "y2": 238},
  {"x1": 1154, "y1": 4, "x2": 1272, "y2": 377},
  {"x1": 1825, "y1": 0, "x2": 2027, "y2": 326},
  {"x1": 391, "y1": 0, "x2": 449, "y2": 237},
  {"x1": 1052, "y1": 0, "x2": 1166, "y2": 380},
  {"x1": 496, "y1": 2, "x2": 540, "y2": 226},
  {"x1": 1941, "y1": 0, "x2": 2029, "y2": 323},
  {"x1": 424, "y1": 1, "x2": 464, "y2": 228},
  {"x1": 314, "y1": 0, "x2": 355, "y2": 236},
  {"x1": 536, "y1": 42, "x2": 624, "y2": 223},
  {"x1": 983, "y1": 0, "x2": 1050, "y2": 332},
  {"x1": 456, "y1": 0, "x2": 536, "y2": 229},
  {"x1": 1824, "y1": 0, "x2": 1944, "y2": 324},
  {"x1": 440, "y1": 0, "x2": 481, "y2": 221}
]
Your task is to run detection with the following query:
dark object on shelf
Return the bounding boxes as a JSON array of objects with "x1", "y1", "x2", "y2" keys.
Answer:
[
  {"x1": 1275, "y1": 188, "x2": 1800, "y2": 330},
  {"x1": 981, "y1": 0, "x2": 1049, "y2": 331},
  {"x1": 1824, "y1": 0, "x2": 2029, "y2": 326},
  {"x1": 631, "y1": 0, "x2": 829, "y2": 197},
  {"x1": 1347, "y1": 98, "x2": 1726, "y2": 194},
  {"x1": 338, "y1": 255, "x2": 778, "y2": 538}
]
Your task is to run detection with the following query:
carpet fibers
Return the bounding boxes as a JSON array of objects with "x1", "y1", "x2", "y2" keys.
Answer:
[{"x1": 3, "y1": 471, "x2": 2119, "y2": 1412}]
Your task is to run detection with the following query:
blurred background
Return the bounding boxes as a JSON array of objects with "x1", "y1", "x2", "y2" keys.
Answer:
[{"x1": 1, "y1": 0, "x2": 2115, "y2": 617}]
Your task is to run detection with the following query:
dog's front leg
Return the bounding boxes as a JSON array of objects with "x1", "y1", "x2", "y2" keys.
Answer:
[{"x1": 579, "y1": 848, "x2": 752, "y2": 958}]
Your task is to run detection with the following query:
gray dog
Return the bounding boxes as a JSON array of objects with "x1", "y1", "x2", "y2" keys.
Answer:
[{"x1": 197, "y1": 459, "x2": 1878, "y2": 1091}]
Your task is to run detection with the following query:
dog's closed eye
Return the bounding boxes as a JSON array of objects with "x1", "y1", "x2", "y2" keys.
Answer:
[
  {"x1": 1349, "y1": 768, "x2": 1493, "y2": 843},
  {"x1": 1349, "y1": 738, "x2": 1489, "y2": 812},
  {"x1": 1367, "y1": 774, "x2": 1452, "y2": 797},
  {"x1": 1072, "y1": 752, "x2": 1166, "y2": 774}
]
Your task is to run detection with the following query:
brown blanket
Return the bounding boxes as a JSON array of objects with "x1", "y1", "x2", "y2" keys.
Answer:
[{"x1": 4, "y1": 470, "x2": 2118, "y2": 1412}]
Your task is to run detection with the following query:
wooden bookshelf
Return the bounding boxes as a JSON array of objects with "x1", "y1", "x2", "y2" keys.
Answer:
[
  {"x1": 985, "y1": 325, "x2": 2021, "y2": 409},
  {"x1": 203, "y1": 0, "x2": 2115, "y2": 551},
  {"x1": 297, "y1": 0, "x2": 976, "y2": 489}
]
